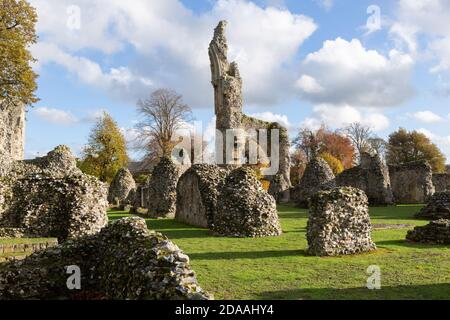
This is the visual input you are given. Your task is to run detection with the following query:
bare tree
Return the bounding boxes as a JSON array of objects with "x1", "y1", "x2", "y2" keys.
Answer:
[
  {"x1": 368, "y1": 137, "x2": 388, "y2": 162},
  {"x1": 345, "y1": 122, "x2": 373, "y2": 162},
  {"x1": 135, "y1": 88, "x2": 193, "y2": 158}
]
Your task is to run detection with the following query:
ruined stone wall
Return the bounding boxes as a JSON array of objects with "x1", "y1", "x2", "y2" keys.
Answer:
[
  {"x1": 208, "y1": 21, "x2": 291, "y2": 202},
  {"x1": 432, "y1": 173, "x2": 450, "y2": 193},
  {"x1": 0, "y1": 217, "x2": 211, "y2": 300},
  {"x1": 0, "y1": 146, "x2": 108, "y2": 242},
  {"x1": 176, "y1": 164, "x2": 230, "y2": 228},
  {"x1": 415, "y1": 191, "x2": 450, "y2": 220},
  {"x1": 307, "y1": 187, "x2": 377, "y2": 256},
  {"x1": 389, "y1": 161, "x2": 435, "y2": 204},
  {"x1": 336, "y1": 152, "x2": 393, "y2": 205},
  {"x1": 406, "y1": 219, "x2": 450, "y2": 245},
  {"x1": 213, "y1": 167, "x2": 282, "y2": 237},
  {"x1": 0, "y1": 103, "x2": 25, "y2": 162},
  {"x1": 108, "y1": 168, "x2": 136, "y2": 208}
]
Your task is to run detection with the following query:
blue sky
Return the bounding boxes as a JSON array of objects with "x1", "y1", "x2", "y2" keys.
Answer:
[{"x1": 26, "y1": 0, "x2": 450, "y2": 161}]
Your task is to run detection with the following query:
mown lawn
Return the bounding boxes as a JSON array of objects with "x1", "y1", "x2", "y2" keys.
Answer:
[{"x1": 108, "y1": 204, "x2": 450, "y2": 300}]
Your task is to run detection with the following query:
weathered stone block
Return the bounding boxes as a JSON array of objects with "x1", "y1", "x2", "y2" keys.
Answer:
[
  {"x1": 307, "y1": 187, "x2": 377, "y2": 256},
  {"x1": 415, "y1": 191, "x2": 450, "y2": 220},
  {"x1": 432, "y1": 173, "x2": 450, "y2": 193},
  {"x1": 108, "y1": 168, "x2": 136, "y2": 208}
]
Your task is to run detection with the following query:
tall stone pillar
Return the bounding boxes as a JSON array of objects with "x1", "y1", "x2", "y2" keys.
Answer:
[{"x1": 0, "y1": 102, "x2": 25, "y2": 162}]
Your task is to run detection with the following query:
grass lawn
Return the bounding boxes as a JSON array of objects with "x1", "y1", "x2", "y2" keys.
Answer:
[{"x1": 108, "y1": 204, "x2": 450, "y2": 300}]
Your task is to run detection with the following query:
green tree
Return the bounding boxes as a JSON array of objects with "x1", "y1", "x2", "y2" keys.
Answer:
[
  {"x1": 78, "y1": 112, "x2": 129, "y2": 183},
  {"x1": 386, "y1": 128, "x2": 447, "y2": 173},
  {"x1": 320, "y1": 152, "x2": 344, "y2": 175},
  {"x1": 0, "y1": 0, "x2": 38, "y2": 108}
]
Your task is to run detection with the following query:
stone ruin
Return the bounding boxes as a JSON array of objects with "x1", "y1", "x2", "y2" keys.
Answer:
[
  {"x1": 108, "y1": 168, "x2": 136, "y2": 209},
  {"x1": 209, "y1": 21, "x2": 291, "y2": 202},
  {"x1": 406, "y1": 219, "x2": 450, "y2": 245},
  {"x1": 175, "y1": 164, "x2": 230, "y2": 228},
  {"x1": 142, "y1": 156, "x2": 180, "y2": 218},
  {"x1": 213, "y1": 167, "x2": 282, "y2": 237},
  {"x1": 0, "y1": 102, "x2": 25, "y2": 163},
  {"x1": 307, "y1": 187, "x2": 377, "y2": 256},
  {"x1": 0, "y1": 145, "x2": 108, "y2": 242},
  {"x1": 292, "y1": 156, "x2": 336, "y2": 208},
  {"x1": 415, "y1": 191, "x2": 450, "y2": 220},
  {"x1": 389, "y1": 161, "x2": 435, "y2": 204},
  {"x1": 0, "y1": 217, "x2": 211, "y2": 300},
  {"x1": 336, "y1": 152, "x2": 394, "y2": 205},
  {"x1": 432, "y1": 173, "x2": 450, "y2": 193}
]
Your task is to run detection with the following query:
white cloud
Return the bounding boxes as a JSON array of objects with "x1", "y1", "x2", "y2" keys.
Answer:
[
  {"x1": 391, "y1": 0, "x2": 450, "y2": 74},
  {"x1": 29, "y1": 0, "x2": 317, "y2": 107},
  {"x1": 33, "y1": 107, "x2": 78, "y2": 125},
  {"x1": 249, "y1": 112, "x2": 291, "y2": 129},
  {"x1": 412, "y1": 110, "x2": 444, "y2": 124},
  {"x1": 296, "y1": 38, "x2": 415, "y2": 108},
  {"x1": 301, "y1": 104, "x2": 390, "y2": 132}
]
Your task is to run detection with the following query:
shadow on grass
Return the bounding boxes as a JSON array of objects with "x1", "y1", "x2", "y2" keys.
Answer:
[
  {"x1": 256, "y1": 283, "x2": 450, "y2": 300},
  {"x1": 189, "y1": 249, "x2": 307, "y2": 261},
  {"x1": 376, "y1": 239, "x2": 450, "y2": 249}
]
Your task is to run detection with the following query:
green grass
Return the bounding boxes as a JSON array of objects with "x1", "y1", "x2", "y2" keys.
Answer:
[{"x1": 108, "y1": 205, "x2": 450, "y2": 300}]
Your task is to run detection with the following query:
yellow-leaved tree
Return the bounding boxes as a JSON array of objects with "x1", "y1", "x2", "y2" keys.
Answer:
[{"x1": 78, "y1": 112, "x2": 129, "y2": 183}]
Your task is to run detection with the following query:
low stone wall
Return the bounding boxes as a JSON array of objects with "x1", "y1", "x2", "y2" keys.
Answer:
[
  {"x1": 389, "y1": 161, "x2": 435, "y2": 204},
  {"x1": 0, "y1": 217, "x2": 211, "y2": 300},
  {"x1": 176, "y1": 165, "x2": 230, "y2": 228},
  {"x1": 415, "y1": 191, "x2": 450, "y2": 220},
  {"x1": 432, "y1": 173, "x2": 450, "y2": 193},
  {"x1": 292, "y1": 157, "x2": 336, "y2": 208},
  {"x1": 0, "y1": 146, "x2": 109, "y2": 242},
  {"x1": 307, "y1": 187, "x2": 377, "y2": 256},
  {"x1": 336, "y1": 153, "x2": 393, "y2": 205},
  {"x1": 406, "y1": 219, "x2": 450, "y2": 245},
  {"x1": 213, "y1": 167, "x2": 282, "y2": 237}
]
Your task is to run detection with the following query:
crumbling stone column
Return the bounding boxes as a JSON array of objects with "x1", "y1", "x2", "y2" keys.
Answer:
[
  {"x1": 415, "y1": 191, "x2": 450, "y2": 220},
  {"x1": 108, "y1": 168, "x2": 136, "y2": 209},
  {"x1": 307, "y1": 187, "x2": 377, "y2": 256},
  {"x1": 406, "y1": 219, "x2": 450, "y2": 245}
]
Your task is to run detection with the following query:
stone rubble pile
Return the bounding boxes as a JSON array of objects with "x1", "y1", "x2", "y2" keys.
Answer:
[
  {"x1": 292, "y1": 157, "x2": 336, "y2": 208},
  {"x1": 0, "y1": 217, "x2": 212, "y2": 300},
  {"x1": 415, "y1": 191, "x2": 450, "y2": 220},
  {"x1": 108, "y1": 168, "x2": 136, "y2": 209},
  {"x1": 307, "y1": 187, "x2": 377, "y2": 256},
  {"x1": 213, "y1": 167, "x2": 282, "y2": 237},
  {"x1": 406, "y1": 219, "x2": 450, "y2": 245}
]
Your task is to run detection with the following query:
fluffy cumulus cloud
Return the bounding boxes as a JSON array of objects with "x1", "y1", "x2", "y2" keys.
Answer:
[
  {"x1": 296, "y1": 38, "x2": 414, "y2": 107},
  {"x1": 296, "y1": 38, "x2": 414, "y2": 132},
  {"x1": 29, "y1": 0, "x2": 317, "y2": 107},
  {"x1": 391, "y1": 0, "x2": 450, "y2": 74},
  {"x1": 412, "y1": 110, "x2": 444, "y2": 124},
  {"x1": 33, "y1": 107, "x2": 78, "y2": 125}
]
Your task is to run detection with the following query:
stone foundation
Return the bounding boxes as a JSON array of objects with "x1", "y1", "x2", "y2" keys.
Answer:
[
  {"x1": 406, "y1": 219, "x2": 450, "y2": 245},
  {"x1": 336, "y1": 152, "x2": 393, "y2": 205},
  {"x1": 213, "y1": 167, "x2": 282, "y2": 237},
  {"x1": 415, "y1": 191, "x2": 450, "y2": 220},
  {"x1": 389, "y1": 161, "x2": 435, "y2": 204},
  {"x1": 0, "y1": 218, "x2": 211, "y2": 300},
  {"x1": 307, "y1": 187, "x2": 377, "y2": 256}
]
